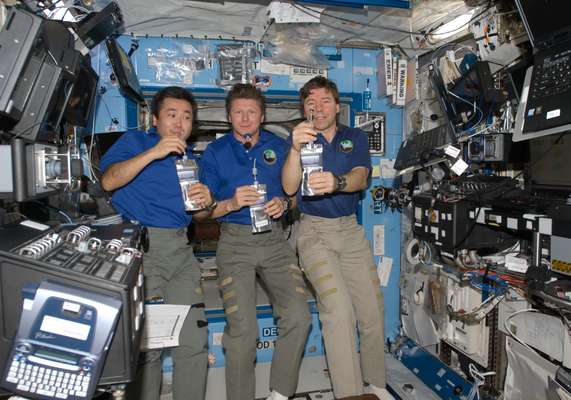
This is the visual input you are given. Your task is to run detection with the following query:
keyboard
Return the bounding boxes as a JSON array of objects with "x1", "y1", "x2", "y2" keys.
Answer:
[
  {"x1": 6, "y1": 357, "x2": 92, "y2": 399},
  {"x1": 394, "y1": 124, "x2": 456, "y2": 171},
  {"x1": 531, "y1": 48, "x2": 571, "y2": 100}
]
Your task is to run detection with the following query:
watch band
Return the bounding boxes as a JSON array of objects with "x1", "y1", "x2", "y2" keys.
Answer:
[
  {"x1": 204, "y1": 200, "x2": 218, "y2": 213},
  {"x1": 282, "y1": 196, "x2": 292, "y2": 212},
  {"x1": 335, "y1": 174, "x2": 347, "y2": 192}
]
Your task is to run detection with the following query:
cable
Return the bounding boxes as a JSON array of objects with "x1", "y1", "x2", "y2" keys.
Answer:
[
  {"x1": 425, "y1": 5, "x2": 493, "y2": 38},
  {"x1": 29, "y1": 201, "x2": 73, "y2": 223},
  {"x1": 399, "y1": 4, "x2": 494, "y2": 51},
  {"x1": 46, "y1": 5, "x2": 91, "y2": 21},
  {"x1": 490, "y1": 133, "x2": 566, "y2": 201},
  {"x1": 465, "y1": 270, "x2": 508, "y2": 296},
  {"x1": 504, "y1": 308, "x2": 540, "y2": 353},
  {"x1": 448, "y1": 90, "x2": 484, "y2": 127},
  {"x1": 445, "y1": 132, "x2": 565, "y2": 251},
  {"x1": 291, "y1": 1, "x2": 420, "y2": 35},
  {"x1": 405, "y1": 238, "x2": 421, "y2": 265},
  {"x1": 258, "y1": 17, "x2": 275, "y2": 46},
  {"x1": 467, "y1": 363, "x2": 496, "y2": 400},
  {"x1": 287, "y1": 3, "x2": 372, "y2": 38},
  {"x1": 86, "y1": 134, "x2": 100, "y2": 184},
  {"x1": 9, "y1": 120, "x2": 50, "y2": 141}
]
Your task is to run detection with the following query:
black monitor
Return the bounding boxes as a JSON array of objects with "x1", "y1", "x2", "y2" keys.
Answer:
[
  {"x1": 529, "y1": 135, "x2": 571, "y2": 192},
  {"x1": 502, "y1": 58, "x2": 532, "y2": 104},
  {"x1": 515, "y1": 0, "x2": 571, "y2": 49},
  {"x1": 0, "y1": 8, "x2": 43, "y2": 123},
  {"x1": 63, "y1": 56, "x2": 99, "y2": 127},
  {"x1": 74, "y1": 1, "x2": 124, "y2": 49},
  {"x1": 0, "y1": 10, "x2": 83, "y2": 144},
  {"x1": 450, "y1": 61, "x2": 504, "y2": 105},
  {"x1": 105, "y1": 38, "x2": 145, "y2": 105},
  {"x1": 9, "y1": 55, "x2": 67, "y2": 143}
]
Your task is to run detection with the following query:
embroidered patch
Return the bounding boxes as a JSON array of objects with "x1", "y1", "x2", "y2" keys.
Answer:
[
  {"x1": 263, "y1": 149, "x2": 277, "y2": 164},
  {"x1": 340, "y1": 139, "x2": 354, "y2": 153}
]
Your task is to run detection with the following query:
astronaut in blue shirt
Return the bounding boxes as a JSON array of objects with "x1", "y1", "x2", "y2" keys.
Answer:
[
  {"x1": 282, "y1": 76, "x2": 392, "y2": 400},
  {"x1": 100, "y1": 86, "x2": 213, "y2": 400},
  {"x1": 196, "y1": 83, "x2": 311, "y2": 400}
]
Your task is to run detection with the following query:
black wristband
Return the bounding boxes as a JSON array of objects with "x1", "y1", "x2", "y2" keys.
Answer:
[
  {"x1": 334, "y1": 174, "x2": 347, "y2": 192},
  {"x1": 282, "y1": 197, "x2": 292, "y2": 212},
  {"x1": 204, "y1": 200, "x2": 218, "y2": 213}
]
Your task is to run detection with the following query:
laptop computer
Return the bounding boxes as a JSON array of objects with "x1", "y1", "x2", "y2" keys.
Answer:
[{"x1": 515, "y1": 0, "x2": 571, "y2": 134}]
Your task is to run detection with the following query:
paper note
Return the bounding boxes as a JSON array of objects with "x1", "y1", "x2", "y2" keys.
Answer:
[
  {"x1": 380, "y1": 159, "x2": 396, "y2": 179},
  {"x1": 373, "y1": 224, "x2": 385, "y2": 256},
  {"x1": 377, "y1": 256, "x2": 393, "y2": 287},
  {"x1": 444, "y1": 145, "x2": 461, "y2": 158},
  {"x1": 141, "y1": 304, "x2": 191, "y2": 350},
  {"x1": 451, "y1": 158, "x2": 468, "y2": 176}
]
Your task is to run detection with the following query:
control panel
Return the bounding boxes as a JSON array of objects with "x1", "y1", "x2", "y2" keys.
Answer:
[
  {"x1": 0, "y1": 222, "x2": 144, "y2": 386},
  {"x1": 355, "y1": 112, "x2": 385, "y2": 154}
]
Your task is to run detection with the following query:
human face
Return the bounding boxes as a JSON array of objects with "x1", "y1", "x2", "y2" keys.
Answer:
[
  {"x1": 228, "y1": 98, "x2": 264, "y2": 141},
  {"x1": 303, "y1": 87, "x2": 340, "y2": 135},
  {"x1": 153, "y1": 97, "x2": 193, "y2": 140}
]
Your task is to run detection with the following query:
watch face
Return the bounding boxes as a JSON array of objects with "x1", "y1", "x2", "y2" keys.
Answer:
[{"x1": 337, "y1": 175, "x2": 347, "y2": 190}]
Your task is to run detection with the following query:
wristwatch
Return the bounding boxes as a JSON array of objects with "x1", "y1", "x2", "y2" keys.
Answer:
[
  {"x1": 204, "y1": 200, "x2": 218, "y2": 213},
  {"x1": 282, "y1": 196, "x2": 292, "y2": 212},
  {"x1": 334, "y1": 174, "x2": 347, "y2": 192}
]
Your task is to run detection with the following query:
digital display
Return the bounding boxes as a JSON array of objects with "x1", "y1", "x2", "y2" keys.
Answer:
[
  {"x1": 40, "y1": 315, "x2": 91, "y2": 341},
  {"x1": 105, "y1": 38, "x2": 145, "y2": 104},
  {"x1": 35, "y1": 347, "x2": 78, "y2": 365}
]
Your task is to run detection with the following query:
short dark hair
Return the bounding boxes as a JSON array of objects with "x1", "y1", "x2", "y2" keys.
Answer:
[
  {"x1": 151, "y1": 86, "x2": 196, "y2": 119},
  {"x1": 225, "y1": 83, "x2": 265, "y2": 115},
  {"x1": 300, "y1": 76, "x2": 340, "y2": 105}
]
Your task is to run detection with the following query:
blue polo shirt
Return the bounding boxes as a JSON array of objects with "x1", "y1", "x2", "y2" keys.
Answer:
[
  {"x1": 294, "y1": 126, "x2": 371, "y2": 218},
  {"x1": 200, "y1": 130, "x2": 287, "y2": 225},
  {"x1": 100, "y1": 129, "x2": 193, "y2": 228}
]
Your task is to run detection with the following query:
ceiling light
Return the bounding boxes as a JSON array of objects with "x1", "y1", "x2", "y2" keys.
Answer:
[{"x1": 430, "y1": 10, "x2": 475, "y2": 41}]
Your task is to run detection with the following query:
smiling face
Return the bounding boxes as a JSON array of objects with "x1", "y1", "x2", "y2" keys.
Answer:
[
  {"x1": 303, "y1": 87, "x2": 340, "y2": 135},
  {"x1": 228, "y1": 98, "x2": 264, "y2": 141},
  {"x1": 152, "y1": 97, "x2": 193, "y2": 140}
]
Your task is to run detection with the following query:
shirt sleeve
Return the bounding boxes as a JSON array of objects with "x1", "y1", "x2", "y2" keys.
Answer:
[
  {"x1": 99, "y1": 132, "x2": 140, "y2": 172},
  {"x1": 351, "y1": 129, "x2": 372, "y2": 170},
  {"x1": 276, "y1": 137, "x2": 290, "y2": 171}
]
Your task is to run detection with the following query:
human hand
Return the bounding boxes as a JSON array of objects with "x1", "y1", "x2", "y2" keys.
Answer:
[
  {"x1": 265, "y1": 197, "x2": 286, "y2": 219},
  {"x1": 187, "y1": 183, "x2": 213, "y2": 209},
  {"x1": 228, "y1": 185, "x2": 261, "y2": 212},
  {"x1": 291, "y1": 121, "x2": 318, "y2": 152},
  {"x1": 308, "y1": 171, "x2": 336, "y2": 195},
  {"x1": 151, "y1": 136, "x2": 187, "y2": 159}
]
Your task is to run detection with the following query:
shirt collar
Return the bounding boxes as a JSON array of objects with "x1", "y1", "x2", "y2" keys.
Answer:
[
  {"x1": 229, "y1": 129, "x2": 270, "y2": 149},
  {"x1": 316, "y1": 126, "x2": 343, "y2": 146}
]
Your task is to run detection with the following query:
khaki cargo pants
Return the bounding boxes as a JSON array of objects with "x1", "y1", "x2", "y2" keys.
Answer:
[
  {"x1": 216, "y1": 223, "x2": 312, "y2": 400},
  {"x1": 297, "y1": 214, "x2": 386, "y2": 398}
]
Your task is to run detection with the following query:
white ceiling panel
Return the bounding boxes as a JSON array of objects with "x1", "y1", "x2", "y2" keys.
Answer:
[{"x1": 111, "y1": 0, "x2": 474, "y2": 54}]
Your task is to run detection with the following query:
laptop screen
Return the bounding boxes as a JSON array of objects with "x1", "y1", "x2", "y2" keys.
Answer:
[{"x1": 516, "y1": 0, "x2": 571, "y2": 48}]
